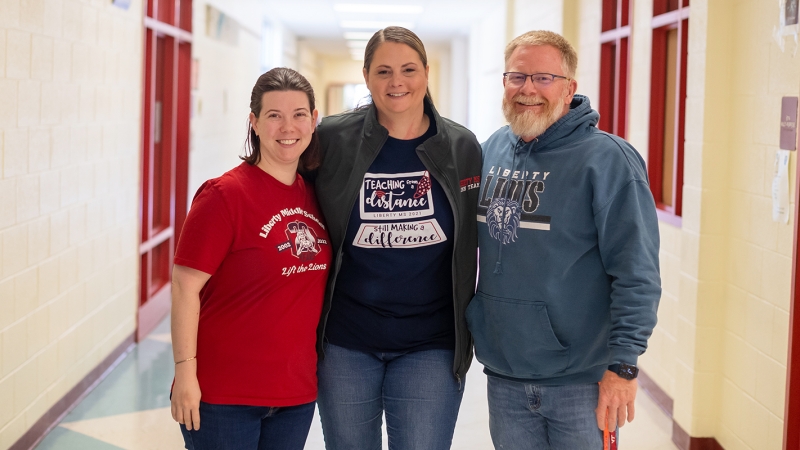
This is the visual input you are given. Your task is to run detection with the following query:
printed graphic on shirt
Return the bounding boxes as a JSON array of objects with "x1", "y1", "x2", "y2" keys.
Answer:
[
  {"x1": 460, "y1": 176, "x2": 481, "y2": 192},
  {"x1": 354, "y1": 171, "x2": 447, "y2": 249},
  {"x1": 353, "y1": 219, "x2": 446, "y2": 249},
  {"x1": 259, "y1": 208, "x2": 326, "y2": 239},
  {"x1": 485, "y1": 198, "x2": 521, "y2": 243},
  {"x1": 477, "y1": 165, "x2": 552, "y2": 243},
  {"x1": 276, "y1": 218, "x2": 328, "y2": 261},
  {"x1": 281, "y1": 220, "x2": 320, "y2": 259},
  {"x1": 360, "y1": 171, "x2": 434, "y2": 219},
  {"x1": 414, "y1": 171, "x2": 432, "y2": 198},
  {"x1": 267, "y1": 209, "x2": 329, "y2": 277}
]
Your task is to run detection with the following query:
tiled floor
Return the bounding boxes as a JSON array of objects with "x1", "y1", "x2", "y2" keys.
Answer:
[{"x1": 35, "y1": 316, "x2": 679, "y2": 449}]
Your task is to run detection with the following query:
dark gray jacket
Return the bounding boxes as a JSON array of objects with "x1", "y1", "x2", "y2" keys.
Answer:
[{"x1": 313, "y1": 99, "x2": 482, "y2": 381}]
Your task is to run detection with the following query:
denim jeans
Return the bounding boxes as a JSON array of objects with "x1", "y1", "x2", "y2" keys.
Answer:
[
  {"x1": 487, "y1": 375, "x2": 605, "y2": 450},
  {"x1": 317, "y1": 343, "x2": 464, "y2": 450},
  {"x1": 179, "y1": 401, "x2": 315, "y2": 450}
]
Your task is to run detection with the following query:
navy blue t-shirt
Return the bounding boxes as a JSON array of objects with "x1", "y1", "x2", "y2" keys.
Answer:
[{"x1": 326, "y1": 119, "x2": 456, "y2": 352}]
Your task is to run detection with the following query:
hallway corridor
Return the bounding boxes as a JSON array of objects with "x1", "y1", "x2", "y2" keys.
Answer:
[
  {"x1": 4, "y1": 1, "x2": 800, "y2": 449},
  {"x1": 33, "y1": 317, "x2": 679, "y2": 450}
]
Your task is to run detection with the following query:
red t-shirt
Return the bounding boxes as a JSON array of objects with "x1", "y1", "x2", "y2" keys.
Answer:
[{"x1": 174, "y1": 162, "x2": 331, "y2": 407}]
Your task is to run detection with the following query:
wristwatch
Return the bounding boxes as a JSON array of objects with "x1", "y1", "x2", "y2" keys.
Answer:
[{"x1": 608, "y1": 363, "x2": 639, "y2": 380}]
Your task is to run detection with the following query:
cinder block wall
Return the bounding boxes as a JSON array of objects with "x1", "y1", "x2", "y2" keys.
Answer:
[
  {"x1": 716, "y1": 0, "x2": 796, "y2": 447},
  {"x1": 0, "y1": 0, "x2": 142, "y2": 447},
  {"x1": 633, "y1": 0, "x2": 681, "y2": 405},
  {"x1": 573, "y1": 0, "x2": 798, "y2": 448}
]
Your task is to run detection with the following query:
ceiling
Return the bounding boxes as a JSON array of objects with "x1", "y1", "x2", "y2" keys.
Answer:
[{"x1": 258, "y1": 0, "x2": 499, "y2": 58}]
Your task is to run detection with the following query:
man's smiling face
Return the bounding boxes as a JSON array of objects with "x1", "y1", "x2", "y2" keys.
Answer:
[{"x1": 502, "y1": 45, "x2": 576, "y2": 141}]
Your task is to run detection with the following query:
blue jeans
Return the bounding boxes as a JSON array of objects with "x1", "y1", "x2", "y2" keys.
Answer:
[
  {"x1": 179, "y1": 401, "x2": 315, "y2": 450},
  {"x1": 317, "y1": 343, "x2": 464, "y2": 450},
  {"x1": 487, "y1": 375, "x2": 605, "y2": 450}
]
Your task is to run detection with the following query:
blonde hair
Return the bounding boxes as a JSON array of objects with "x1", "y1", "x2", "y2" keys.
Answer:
[{"x1": 504, "y1": 30, "x2": 578, "y2": 78}]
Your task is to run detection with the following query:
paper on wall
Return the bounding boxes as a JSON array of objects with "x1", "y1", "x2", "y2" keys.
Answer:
[
  {"x1": 772, "y1": 149, "x2": 791, "y2": 223},
  {"x1": 774, "y1": 0, "x2": 800, "y2": 55}
]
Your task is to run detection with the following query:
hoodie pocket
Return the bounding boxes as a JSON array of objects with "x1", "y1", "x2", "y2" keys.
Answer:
[{"x1": 466, "y1": 291, "x2": 570, "y2": 378}]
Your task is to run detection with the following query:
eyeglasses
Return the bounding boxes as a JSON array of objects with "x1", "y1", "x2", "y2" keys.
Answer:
[{"x1": 503, "y1": 72, "x2": 570, "y2": 88}]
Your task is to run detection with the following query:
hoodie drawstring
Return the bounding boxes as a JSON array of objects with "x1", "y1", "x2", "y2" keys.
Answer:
[{"x1": 494, "y1": 138, "x2": 534, "y2": 274}]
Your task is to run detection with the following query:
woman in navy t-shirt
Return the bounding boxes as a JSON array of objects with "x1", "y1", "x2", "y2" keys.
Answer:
[{"x1": 312, "y1": 27, "x2": 482, "y2": 450}]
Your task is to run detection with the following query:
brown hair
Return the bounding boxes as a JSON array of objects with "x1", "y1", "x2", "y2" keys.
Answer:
[
  {"x1": 363, "y1": 26, "x2": 433, "y2": 105},
  {"x1": 504, "y1": 30, "x2": 578, "y2": 78},
  {"x1": 242, "y1": 67, "x2": 320, "y2": 172}
]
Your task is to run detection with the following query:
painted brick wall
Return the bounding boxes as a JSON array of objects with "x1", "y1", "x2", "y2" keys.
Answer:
[
  {"x1": 573, "y1": 0, "x2": 798, "y2": 448},
  {"x1": 623, "y1": 7, "x2": 676, "y2": 397},
  {"x1": 716, "y1": 0, "x2": 796, "y2": 448},
  {"x1": 574, "y1": 0, "x2": 600, "y2": 107},
  {"x1": 0, "y1": 0, "x2": 142, "y2": 447}
]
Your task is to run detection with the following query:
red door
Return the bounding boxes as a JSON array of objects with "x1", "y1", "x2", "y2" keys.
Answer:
[
  {"x1": 138, "y1": 0, "x2": 192, "y2": 341},
  {"x1": 787, "y1": 155, "x2": 800, "y2": 450}
]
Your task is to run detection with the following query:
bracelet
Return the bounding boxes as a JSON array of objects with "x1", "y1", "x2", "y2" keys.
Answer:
[{"x1": 175, "y1": 356, "x2": 196, "y2": 365}]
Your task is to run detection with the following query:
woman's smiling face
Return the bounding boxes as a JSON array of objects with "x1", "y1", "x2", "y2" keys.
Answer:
[
  {"x1": 248, "y1": 90, "x2": 318, "y2": 171},
  {"x1": 363, "y1": 41, "x2": 429, "y2": 119}
]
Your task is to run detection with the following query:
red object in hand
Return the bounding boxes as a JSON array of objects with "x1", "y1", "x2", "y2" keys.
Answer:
[
  {"x1": 414, "y1": 171, "x2": 431, "y2": 199},
  {"x1": 604, "y1": 409, "x2": 618, "y2": 450}
]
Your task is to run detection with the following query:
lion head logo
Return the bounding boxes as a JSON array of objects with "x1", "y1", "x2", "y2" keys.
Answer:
[{"x1": 486, "y1": 197, "x2": 521, "y2": 244}]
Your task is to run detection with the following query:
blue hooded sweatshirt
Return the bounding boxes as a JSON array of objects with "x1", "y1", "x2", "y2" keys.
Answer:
[{"x1": 466, "y1": 95, "x2": 661, "y2": 385}]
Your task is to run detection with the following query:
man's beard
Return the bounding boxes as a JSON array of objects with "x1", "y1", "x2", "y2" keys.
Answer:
[{"x1": 502, "y1": 94, "x2": 565, "y2": 139}]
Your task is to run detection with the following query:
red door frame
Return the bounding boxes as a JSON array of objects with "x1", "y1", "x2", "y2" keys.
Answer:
[
  {"x1": 138, "y1": 0, "x2": 192, "y2": 341},
  {"x1": 599, "y1": 0, "x2": 631, "y2": 138},
  {"x1": 647, "y1": 1, "x2": 689, "y2": 227},
  {"x1": 785, "y1": 117, "x2": 800, "y2": 449}
]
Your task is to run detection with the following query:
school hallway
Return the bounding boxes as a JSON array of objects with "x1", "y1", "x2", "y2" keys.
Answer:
[
  {"x1": 31, "y1": 316, "x2": 679, "y2": 450},
  {"x1": 3, "y1": 1, "x2": 800, "y2": 450}
]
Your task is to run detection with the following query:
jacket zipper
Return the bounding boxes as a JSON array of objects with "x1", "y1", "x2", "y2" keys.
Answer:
[
  {"x1": 318, "y1": 138, "x2": 386, "y2": 359},
  {"x1": 417, "y1": 145, "x2": 463, "y2": 380}
]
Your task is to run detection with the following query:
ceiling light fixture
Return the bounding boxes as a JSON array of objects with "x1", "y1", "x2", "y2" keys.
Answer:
[
  {"x1": 334, "y1": 4, "x2": 424, "y2": 14},
  {"x1": 340, "y1": 20, "x2": 414, "y2": 29}
]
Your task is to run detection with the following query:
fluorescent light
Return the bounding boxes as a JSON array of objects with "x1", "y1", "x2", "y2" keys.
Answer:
[
  {"x1": 344, "y1": 31, "x2": 374, "y2": 40},
  {"x1": 346, "y1": 40, "x2": 368, "y2": 49},
  {"x1": 340, "y1": 20, "x2": 413, "y2": 29},
  {"x1": 334, "y1": 3, "x2": 423, "y2": 14}
]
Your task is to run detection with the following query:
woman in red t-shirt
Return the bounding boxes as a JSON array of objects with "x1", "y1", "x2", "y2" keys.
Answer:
[{"x1": 169, "y1": 67, "x2": 331, "y2": 450}]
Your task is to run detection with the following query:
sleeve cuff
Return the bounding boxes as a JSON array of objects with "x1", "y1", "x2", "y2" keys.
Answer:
[{"x1": 609, "y1": 348, "x2": 640, "y2": 366}]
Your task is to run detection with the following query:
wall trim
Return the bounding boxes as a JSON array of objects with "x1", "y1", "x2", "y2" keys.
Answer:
[
  {"x1": 638, "y1": 368, "x2": 674, "y2": 416},
  {"x1": 672, "y1": 421, "x2": 725, "y2": 450},
  {"x1": 8, "y1": 334, "x2": 136, "y2": 450},
  {"x1": 638, "y1": 369, "x2": 724, "y2": 450}
]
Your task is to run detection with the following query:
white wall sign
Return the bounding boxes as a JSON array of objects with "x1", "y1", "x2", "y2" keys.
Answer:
[{"x1": 772, "y1": 149, "x2": 791, "y2": 223}]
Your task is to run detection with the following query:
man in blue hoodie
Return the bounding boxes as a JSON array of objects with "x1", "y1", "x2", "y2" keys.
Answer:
[{"x1": 465, "y1": 30, "x2": 661, "y2": 449}]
